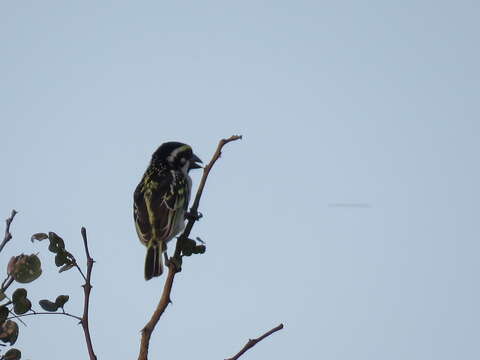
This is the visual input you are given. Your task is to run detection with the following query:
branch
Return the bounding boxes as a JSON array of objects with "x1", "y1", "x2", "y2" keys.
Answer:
[
  {"x1": 1, "y1": 276, "x2": 14, "y2": 293},
  {"x1": 138, "y1": 135, "x2": 242, "y2": 360},
  {"x1": 0, "y1": 210, "x2": 17, "y2": 253},
  {"x1": 8, "y1": 311, "x2": 82, "y2": 322},
  {"x1": 80, "y1": 227, "x2": 97, "y2": 360},
  {"x1": 225, "y1": 323, "x2": 284, "y2": 360},
  {"x1": 74, "y1": 262, "x2": 87, "y2": 283}
]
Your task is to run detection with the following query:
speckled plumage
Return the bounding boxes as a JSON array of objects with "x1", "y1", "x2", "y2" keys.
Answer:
[{"x1": 133, "y1": 142, "x2": 201, "y2": 280}]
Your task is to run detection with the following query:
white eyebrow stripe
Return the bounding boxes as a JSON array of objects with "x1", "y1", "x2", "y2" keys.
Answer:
[{"x1": 168, "y1": 145, "x2": 190, "y2": 162}]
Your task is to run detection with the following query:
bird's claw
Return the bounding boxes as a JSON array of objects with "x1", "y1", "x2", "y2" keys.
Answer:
[
  {"x1": 186, "y1": 211, "x2": 203, "y2": 221},
  {"x1": 167, "y1": 256, "x2": 182, "y2": 272}
]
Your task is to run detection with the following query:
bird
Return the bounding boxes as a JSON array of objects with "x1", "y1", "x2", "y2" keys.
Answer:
[{"x1": 133, "y1": 142, "x2": 202, "y2": 280}]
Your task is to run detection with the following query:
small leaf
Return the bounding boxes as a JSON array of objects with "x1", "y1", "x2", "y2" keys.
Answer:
[
  {"x1": 12, "y1": 289, "x2": 31, "y2": 315},
  {"x1": 48, "y1": 232, "x2": 65, "y2": 253},
  {"x1": 0, "y1": 291, "x2": 6, "y2": 301},
  {"x1": 3, "y1": 348, "x2": 21, "y2": 360},
  {"x1": 193, "y1": 245, "x2": 206, "y2": 254},
  {"x1": 0, "y1": 306, "x2": 9, "y2": 325},
  {"x1": 12, "y1": 289, "x2": 27, "y2": 304},
  {"x1": 59, "y1": 263, "x2": 75, "y2": 273},
  {"x1": 38, "y1": 300, "x2": 58, "y2": 312},
  {"x1": 181, "y1": 238, "x2": 197, "y2": 257},
  {"x1": 0, "y1": 320, "x2": 19, "y2": 345},
  {"x1": 54, "y1": 252, "x2": 68, "y2": 267},
  {"x1": 9, "y1": 255, "x2": 42, "y2": 284},
  {"x1": 31, "y1": 232, "x2": 48, "y2": 242},
  {"x1": 55, "y1": 295, "x2": 69, "y2": 308},
  {"x1": 13, "y1": 299, "x2": 31, "y2": 315}
]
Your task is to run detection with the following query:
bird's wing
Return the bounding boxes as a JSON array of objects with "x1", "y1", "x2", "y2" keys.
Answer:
[{"x1": 134, "y1": 169, "x2": 188, "y2": 246}]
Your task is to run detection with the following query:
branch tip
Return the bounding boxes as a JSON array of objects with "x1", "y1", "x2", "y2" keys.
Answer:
[
  {"x1": 225, "y1": 323, "x2": 284, "y2": 360},
  {"x1": 1, "y1": 209, "x2": 18, "y2": 253}
]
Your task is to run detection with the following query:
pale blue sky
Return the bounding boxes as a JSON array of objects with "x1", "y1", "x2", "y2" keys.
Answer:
[{"x1": 1, "y1": 1, "x2": 479, "y2": 359}]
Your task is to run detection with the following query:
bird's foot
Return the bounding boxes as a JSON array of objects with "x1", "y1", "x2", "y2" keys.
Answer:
[
  {"x1": 167, "y1": 255, "x2": 183, "y2": 273},
  {"x1": 185, "y1": 210, "x2": 203, "y2": 221}
]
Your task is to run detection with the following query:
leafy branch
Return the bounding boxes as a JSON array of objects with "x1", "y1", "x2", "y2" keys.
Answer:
[{"x1": 31, "y1": 228, "x2": 98, "y2": 360}]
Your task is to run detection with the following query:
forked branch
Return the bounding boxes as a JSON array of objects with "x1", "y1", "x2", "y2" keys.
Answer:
[
  {"x1": 225, "y1": 323, "x2": 284, "y2": 360},
  {"x1": 137, "y1": 135, "x2": 242, "y2": 360}
]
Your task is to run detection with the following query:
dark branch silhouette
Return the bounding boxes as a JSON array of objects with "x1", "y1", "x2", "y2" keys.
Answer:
[
  {"x1": 80, "y1": 227, "x2": 97, "y2": 360},
  {"x1": 8, "y1": 311, "x2": 82, "y2": 322},
  {"x1": 0, "y1": 210, "x2": 17, "y2": 253},
  {"x1": 138, "y1": 135, "x2": 242, "y2": 360},
  {"x1": 225, "y1": 323, "x2": 284, "y2": 360}
]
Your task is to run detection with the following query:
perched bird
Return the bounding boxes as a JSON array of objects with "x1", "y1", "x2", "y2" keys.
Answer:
[{"x1": 134, "y1": 142, "x2": 202, "y2": 280}]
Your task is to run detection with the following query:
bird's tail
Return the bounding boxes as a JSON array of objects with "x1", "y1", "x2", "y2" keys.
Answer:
[{"x1": 145, "y1": 243, "x2": 163, "y2": 280}]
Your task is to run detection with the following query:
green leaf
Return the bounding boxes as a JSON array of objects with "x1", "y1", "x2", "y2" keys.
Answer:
[
  {"x1": 0, "y1": 306, "x2": 9, "y2": 325},
  {"x1": 2, "y1": 348, "x2": 21, "y2": 360},
  {"x1": 38, "y1": 300, "x2": 58, "y2": 312},
  {"x1": 54, "y1": 252, "x2": 68, "y2": 267},
  {"x1": 11, "y1": 289, "x2": 27, "y2": 304},
  {"x1": 59, "y1": 263, "x2": 75, "y2": 273},
  {"x1": 181, "y1": 238, "x2": 197, "y2": 257},
  {"x1": 30, "y1": 232, "x2": 48, "y2": 242},
  {"x1": 193, "y1": 245, "x2": 206, "y2": 254},
  {"x1": 0, "y1": 291, "x2": 5, "y2": 301},
  {"x1": 13, "y1": 299, "x2": 31, "y2": 315},
  {"x1": 9, "y1": 255, "x2": 42, "y2": 284},
  {"x1": 55, "y1": 295, "x2": 69, "y2": 308},
  {"x1": 12, "y1": 289, "x2": 31, "y2": 315},
  {"x1": 48, "y1": 232, "x2": 65, "y2": 253},
  {"x1": 0, "y1": 320, "x2": 19, "y2": 345}
]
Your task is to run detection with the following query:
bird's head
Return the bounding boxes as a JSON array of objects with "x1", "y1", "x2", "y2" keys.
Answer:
[{"x1": 151, "y1": 142, "x2": 202, "y2": 172}]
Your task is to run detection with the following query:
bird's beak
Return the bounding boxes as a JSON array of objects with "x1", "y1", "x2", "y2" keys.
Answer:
[{"x1": 190, "y1": 153, "x2": 203, "y2": 169}]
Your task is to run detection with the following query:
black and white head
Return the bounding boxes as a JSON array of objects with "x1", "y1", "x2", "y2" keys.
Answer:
[{"x1": 151, "y1": 142, "x2": 202, "y2": 173}]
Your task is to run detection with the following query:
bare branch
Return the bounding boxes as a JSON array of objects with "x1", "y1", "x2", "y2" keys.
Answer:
[
  {"x1": 225, "y1": 323, "x2": 284, "y2": 360},
  {"x1": 1, "y1": 276, "x2": 14, "y2": 293},
  {"x1": 74, "y1": 261, "x2": 87, "y2": 283},
  {"x1": 8, "y1": 311, "x2": 82, "y2": 322},
  {"x1": 0, "y1": 210, "x2": 17, "y2": 253},
  {"x1": 138, "y1": 135, "x2": 242, "y2": 360},
  {"x1": 80, "y1": 227, "x2": 97, "y2": 360}
]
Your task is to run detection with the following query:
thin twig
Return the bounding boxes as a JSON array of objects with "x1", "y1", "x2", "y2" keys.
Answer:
[
  {"x1": 74, "y1": 262, "x2": 87, "y2": 283},
  {"x1": 225, "y1": 323, "x2": 284, "y2": 360},
  {"x1": 138, "y1": 135, "x2": 242, "y2": 360},
  {"x1": 1, "y1": 276, "x2": 14, "y2": 293},
  {"x1": 8, "y1": 311, "x2": 82, "y2": 322},
  {"x1": 0, "y1": 210, "x2": 17, "y2": 253},
  {"x1": 80, "y1": 227, "x2": 97, "y2": 360},
  {"x1": 173, "y1": 135, "x2": 242, "y2": 259}
]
